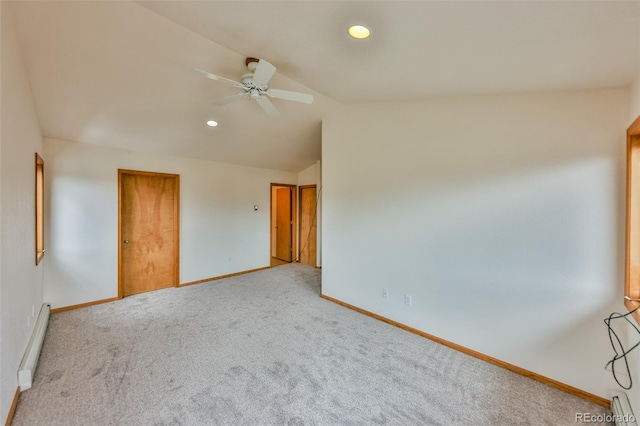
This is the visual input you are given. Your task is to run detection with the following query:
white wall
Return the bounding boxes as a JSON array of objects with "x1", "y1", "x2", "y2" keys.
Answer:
[
  {"x1": 631, "y1": 73, "x2": 640, "y2": 123},
  {"x1": 298, "y1": 161, "x2": 320, "y2": 186},
  {"x1": 298, "y1": 161, "x2": 322, "y2": 267},
  {"x1": 44, "y1": 138, "x2": 296, "y2": 309},
  {"x1": 0, "y1": 3, "x2": 44, "y2": 422},
  {"x1": 322, "y1": 88, "x2": 629, "y2": 399}
]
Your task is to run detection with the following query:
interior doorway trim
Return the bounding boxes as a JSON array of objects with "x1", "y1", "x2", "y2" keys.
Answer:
[
  {"x1": 624, "y1": 114, "x2": 640, "y2": 323},
  {"x1": 118, "y1": 169, "x2": 180, "y2": 298}
]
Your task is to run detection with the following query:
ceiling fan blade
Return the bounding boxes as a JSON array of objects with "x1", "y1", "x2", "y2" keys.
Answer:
[
  {"x1": 213, "y1": 92, "x2": 249, "y2": 106},
  {"x1": 252, "y1": 59, "x2": 277, "y2": 86},
  {"x1": 193, "y1": 68, "x2": 243, "y2": 88},
  {"x1": 255, "y1": 96, "x2": 279, "y2": 117},
  {"x1": 268, "y1": 89, "x2": 314, "y2": 104}
]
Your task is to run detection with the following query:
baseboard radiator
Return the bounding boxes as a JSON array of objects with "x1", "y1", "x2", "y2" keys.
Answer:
[
  {"x1": 611, "y1": 391, "x2": 638, "y2": 426},
  {"x1": 18, "y1": 303, "x2": 50, "y2": 391}
]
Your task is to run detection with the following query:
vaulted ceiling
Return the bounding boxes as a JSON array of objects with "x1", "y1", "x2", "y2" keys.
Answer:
[{"x1": 9, "y1": 1, "x2": 640, "y2": 172}]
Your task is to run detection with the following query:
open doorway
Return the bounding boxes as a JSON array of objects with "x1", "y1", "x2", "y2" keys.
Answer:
[{"x1": 270, "y1": 183, "x2": 297, "y2": 266}]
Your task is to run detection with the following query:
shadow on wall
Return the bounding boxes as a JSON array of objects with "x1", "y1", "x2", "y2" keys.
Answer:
[{"x1": 332, "y1": 155, "x2": 622, "y2": 348}]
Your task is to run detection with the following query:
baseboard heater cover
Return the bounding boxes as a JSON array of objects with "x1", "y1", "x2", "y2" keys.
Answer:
[
  {"x1": 18, "y1": 303, "x2": 50, "y2": 391},
  {"x1": 611, "y1": 391, "x2": 638, "y2": 426}
]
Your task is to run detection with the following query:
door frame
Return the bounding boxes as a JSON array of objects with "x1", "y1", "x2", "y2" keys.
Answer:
[
  {"x1": 270, "y1": 183, "x2": 297, "y2": 263},
  {"x1": 298, "y1": 184, "x2": 317, "y2": 266},
  {"x1": 118, "y1": 169, "x2": 180, "y2": 298},
  {"x1": 625, "y1": 115, "x2": 640, "y2": 323}
]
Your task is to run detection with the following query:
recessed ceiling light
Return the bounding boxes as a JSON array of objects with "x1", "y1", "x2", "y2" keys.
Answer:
[
  {"x1": 206, "y1": 120, "x2": 219, "y2": 127},
  {"x1": 348, "y1": 25, "x2": 371, "y2": 39}
]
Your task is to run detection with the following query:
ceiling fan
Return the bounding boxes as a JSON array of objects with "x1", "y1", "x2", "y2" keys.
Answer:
[{"x1": 195, "y1": 58, "x2": 314, "y2": 117}]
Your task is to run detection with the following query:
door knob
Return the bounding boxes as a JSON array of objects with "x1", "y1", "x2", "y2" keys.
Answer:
[{"x1": 124, "y1": 240, "x2": 129, "y2": 244}]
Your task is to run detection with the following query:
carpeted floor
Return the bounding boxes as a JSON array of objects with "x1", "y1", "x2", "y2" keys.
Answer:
[{"x1": 13, "y1": 264, "x2": 612, "y2": 425}]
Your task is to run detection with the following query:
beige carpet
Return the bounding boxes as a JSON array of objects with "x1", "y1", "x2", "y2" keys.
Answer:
[{"x1": 13, "y1": 264, "x2": 612, "y2": 425}]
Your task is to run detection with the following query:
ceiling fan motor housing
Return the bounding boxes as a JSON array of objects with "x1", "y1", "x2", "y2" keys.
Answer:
[{"x1": 245, "y1": 57, "x2": 260, "y2": 70}]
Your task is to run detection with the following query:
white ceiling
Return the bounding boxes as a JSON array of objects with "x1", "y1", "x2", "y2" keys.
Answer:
[{"x1": 10, "y1": 1, "x2": 640, "y2": 172}]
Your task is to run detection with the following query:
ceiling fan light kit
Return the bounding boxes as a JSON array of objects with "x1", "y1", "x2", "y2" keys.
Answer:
[{"x1": 195, "y1": 58, "x2": 314, "y2": 117}]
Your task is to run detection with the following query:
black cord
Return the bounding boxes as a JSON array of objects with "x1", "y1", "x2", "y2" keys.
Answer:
[{"x1": 604, "y1": 305, "x2": 640, "y2": 389}]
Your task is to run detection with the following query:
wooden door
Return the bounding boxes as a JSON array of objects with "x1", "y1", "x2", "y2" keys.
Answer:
[
  {"x1": 299, "y1": 185, "x2": 317, "y2": 266},
  {"x1": 275, "y1": 187, "x2": 292, "y2": 262},
  {"x1": 119, "y1": 170, "x2": 179, "y2": 297}
]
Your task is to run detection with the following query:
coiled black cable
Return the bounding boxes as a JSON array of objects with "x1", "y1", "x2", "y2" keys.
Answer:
[{"x1": 604, "y1": 305, "x2": 640, "y2": 389}]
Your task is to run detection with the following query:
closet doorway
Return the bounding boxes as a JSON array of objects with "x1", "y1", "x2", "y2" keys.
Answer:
[
  {"x1": 271, "y1": 184, "x2": 297, "y2": 265},
  {"x1": 298, "y1": 185, "x2": 317, "y2": 266}
]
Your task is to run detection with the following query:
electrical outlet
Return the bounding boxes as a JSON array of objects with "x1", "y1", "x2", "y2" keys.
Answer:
[
  {"x1": 382, "y1": 288, "x2": 389, "y2": 298},
  {"x1": 32, "y1": 305, "x2": 35, "y2": 317},
  {"x1": 27, "y1": 316, "x2": 31, "y2": 328},
  {"x1": 227, "y1": 257, "x2": 231, "y2": 262},
  {"x1": 404, "y1": 294, "x2": 412, "y2": 306}
]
